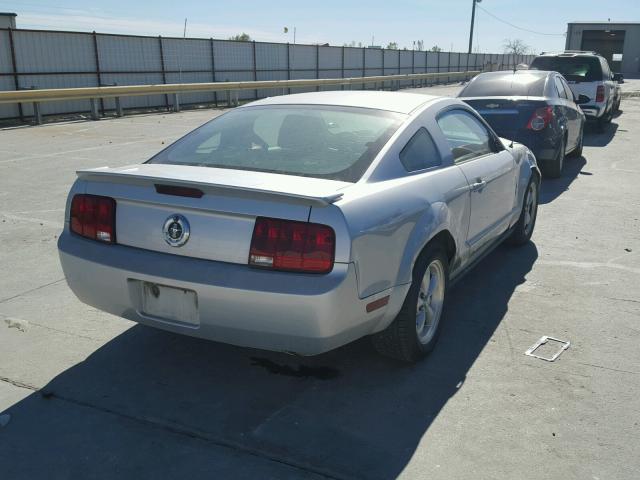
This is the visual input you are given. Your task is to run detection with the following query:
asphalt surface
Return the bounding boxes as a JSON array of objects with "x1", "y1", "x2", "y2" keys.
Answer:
[{"x1": 1, "y1": 85, "x2": 639, "y2": 479}]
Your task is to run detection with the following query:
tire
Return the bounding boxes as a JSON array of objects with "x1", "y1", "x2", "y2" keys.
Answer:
[
  {"x1": 568, "y1": 127, "x2": 583, "y2": 158},
  {"x1": 543, "y1": 136, "x2": 565, "y2": 178},
  {"x1": 506, "y1": 176, "x2": 539, "y2": 246},
  {"x1": 597, "y1": 107, "x2": 613, "y2": 131},
  {"x1": 371, "y1": 244, "x2": 449, "y2": 362}
]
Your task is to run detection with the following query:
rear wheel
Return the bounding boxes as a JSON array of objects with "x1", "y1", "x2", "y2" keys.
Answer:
[
  {"x1": 372, "y1": 244, "x2": 448, "y2": 362},
  {"x1": 543, "y1": 136, "x2": 565, "y2": 178},
  {"x1": 507, "y1": 177, "x2": 539, "y2": 246},
  {"x1": 597, "y1": 107, "x2": 613, "y2": 131}
]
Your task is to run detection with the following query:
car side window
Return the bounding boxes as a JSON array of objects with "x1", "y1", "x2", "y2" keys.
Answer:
[
  {"x1": 436, "y1": 110, "x2": 494, "y2": 163},
  {"x1": 399, "y1": 128, "x2": 442, "y2": 172},
  {"x1": 554, "y1": 77, "x2": 568, "y2": 99}
]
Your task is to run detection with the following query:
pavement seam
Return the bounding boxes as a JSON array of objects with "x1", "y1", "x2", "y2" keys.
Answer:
[
  {"x1": 0, "y1": 375, "x2": 353, "y2": 480},
  {"x1": 0, "y1": 278, "x2": 65, "y2": 304}
]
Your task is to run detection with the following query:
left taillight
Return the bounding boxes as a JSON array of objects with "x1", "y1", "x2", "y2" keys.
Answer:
[
  {"x1": 70, "y1": 194, "x2": 116, "y2": 243},
  {"x1": 249, "y1": 217, "x2": 335, "y2": 274},
  {"x1": 596, "y1": 85, "x2": 605, "y2": 103}
]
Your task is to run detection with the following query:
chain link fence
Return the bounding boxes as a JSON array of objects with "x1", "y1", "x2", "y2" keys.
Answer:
[{"x1": 0, "y1": 27, "x2": 535, "y2": 120}]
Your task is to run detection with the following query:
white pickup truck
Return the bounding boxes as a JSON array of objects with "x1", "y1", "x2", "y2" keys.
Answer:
[{"x1": 529, "y1": 51, "x2": 622, "y2": 131}]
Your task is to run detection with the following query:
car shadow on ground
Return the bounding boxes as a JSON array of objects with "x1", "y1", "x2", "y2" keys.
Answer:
[
  {"x1": 3, "y1": 243, "x2": 538, "y2": 480},
  {"x1": 583, "y1": 121, "x2": 619, "y2": 147},
  {"x1": 539, "y1": 154, "x2": 587, "y2": 204}
]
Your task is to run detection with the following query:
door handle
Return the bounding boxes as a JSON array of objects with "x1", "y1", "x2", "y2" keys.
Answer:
[{"x1": 470, "y1": 179, "x2": 486, "y2": 191}]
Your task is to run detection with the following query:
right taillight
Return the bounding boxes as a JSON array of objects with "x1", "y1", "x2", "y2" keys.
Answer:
[
  {"x1": 249, "y1": 217, "x2": 335, "y2": 274},
  {"x1": 526, "y1": 106, "x2": 554, "y2": 131},
  {"x1": 70, "y1": 194, "x2": 116, "y2": 243},
  {"x1": 596, "y1": 85, "x2": 605, "y2": 103}
]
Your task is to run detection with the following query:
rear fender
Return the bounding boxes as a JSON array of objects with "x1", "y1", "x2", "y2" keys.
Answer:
[{"x1": 395, "y1": 201, "x2": 454, "y2": 288}]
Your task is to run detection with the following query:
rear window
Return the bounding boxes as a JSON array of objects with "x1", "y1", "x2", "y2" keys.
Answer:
[
  {"x1": 530, "y1": 56, "x2": 603, "y2": 82},
  {"x1": 460, "y1": 73, "x2": 546, "y2": 97},
  {"x1": 149, "y1": 105, "x2": 405, "y2": 182}
]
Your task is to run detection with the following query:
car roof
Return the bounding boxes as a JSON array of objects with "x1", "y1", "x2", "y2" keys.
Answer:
[
  {"x1": 536, "y1": 51, "x2": 601, "y2": 58},
  {"x1": 473, "y1": 70, "x2": 550, "y2": 81},
  {"x1": 244, "y1": 90, "x2": 440, "y2": 114}
]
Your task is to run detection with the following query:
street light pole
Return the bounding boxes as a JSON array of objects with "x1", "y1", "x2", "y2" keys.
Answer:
[{"x1": 468, "y1": 0, "x2": 481, "y2": 54}]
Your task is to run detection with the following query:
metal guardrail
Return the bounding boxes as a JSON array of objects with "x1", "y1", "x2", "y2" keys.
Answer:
[{"x1": 0, "y1": 70, "x2": 479, "y2": 124}]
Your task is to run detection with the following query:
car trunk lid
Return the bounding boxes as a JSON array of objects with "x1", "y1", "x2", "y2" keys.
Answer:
[
  {"x1": 462, "y1": 96, "x2": 549, "y2": 141},
  {"x1": 77, "y1": 163, "x2": 351, "y2": 265}
]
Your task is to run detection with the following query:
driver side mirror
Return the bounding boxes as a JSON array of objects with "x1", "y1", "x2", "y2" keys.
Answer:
[
  {"x1": 575, "y1": 94, "x2": 590, "y2": 105},
  {"x1": 613, "y1": 73, "x2": 624, "y2": 84}
]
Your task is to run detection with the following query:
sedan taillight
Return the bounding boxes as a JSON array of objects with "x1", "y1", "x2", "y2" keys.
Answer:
[
  {"x1": 596, "y1": 85, "x2": 605, "y2": 103},
  {"x1": 526, "y1": 106, "x2": 554, "y2": 131},
  {"x1": 249, "y1": 217, "x2": 335, "y2": 274},
  {"x1": 70, "y1": 194, "x2": 116, "y2": 243}
]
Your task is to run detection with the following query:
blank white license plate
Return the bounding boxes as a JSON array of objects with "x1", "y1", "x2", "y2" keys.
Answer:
[{"x1": 140, "y1": 282, "x2": 198, "y2": 326}]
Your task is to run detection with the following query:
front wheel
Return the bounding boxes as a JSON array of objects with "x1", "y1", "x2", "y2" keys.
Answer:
[
  {"x1": 371, "y1": 244, "x2": 449, "y2": 362},
  {"x1": 506, "y1": 177, "x2": 539, "y2": 246}
]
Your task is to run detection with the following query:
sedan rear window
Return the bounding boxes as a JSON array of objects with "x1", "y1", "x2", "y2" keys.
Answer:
[
  {"x1": 460, "y1": 72, "x2": 546, "y2": 97},
  {"x1": 149, "y1": 105, "x2": 406, "y2": 182},
  {"x1": 529, "y1": 56, "x2": 603, "y2": 82}
]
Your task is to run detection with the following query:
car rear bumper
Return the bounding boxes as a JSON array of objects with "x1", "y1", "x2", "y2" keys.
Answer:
[
  {"x1": 579, "y1": 104, "x2": 605, "y2": 119},
  {"x1": 58, "y1": 232, "x2": 402, "y2": 355},
  {"x1": 510, "y1": 130, "x2": 560, "y2": 163}
]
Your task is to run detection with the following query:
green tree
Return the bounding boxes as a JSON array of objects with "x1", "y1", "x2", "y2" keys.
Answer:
[
  {"x1": 430, "y1": 45, "x2": 442, "y2": 52},
  {"x1": 229, "y1": 33, "x2": 251, "y2": 41},
  {"x1": 386, "y1": 41, "x2": 398, "y2": 50}
]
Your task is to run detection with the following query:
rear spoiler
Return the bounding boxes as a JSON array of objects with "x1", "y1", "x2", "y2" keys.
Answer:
[{"x1": 76, "y1": 169, "x2": 343, "y2": 207}]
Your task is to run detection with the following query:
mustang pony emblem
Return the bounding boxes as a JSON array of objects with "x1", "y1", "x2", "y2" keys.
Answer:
[{"x1": 163, "y1": 214, "x2": 190, "y2": 247}]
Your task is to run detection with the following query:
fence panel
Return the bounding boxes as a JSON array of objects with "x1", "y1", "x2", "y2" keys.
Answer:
[{"x1": 0, "y1": 27, "x2": 520, "y2": 120}]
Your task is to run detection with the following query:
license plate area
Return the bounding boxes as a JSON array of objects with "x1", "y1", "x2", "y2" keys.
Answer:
[{"x1": 130, "y1": 280, "x2": 199, "y2": 327}]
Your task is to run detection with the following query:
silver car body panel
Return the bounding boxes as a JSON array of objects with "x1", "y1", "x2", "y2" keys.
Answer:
[{"x1": 59, "y1": 91, "x2": 538, "y2": 355}]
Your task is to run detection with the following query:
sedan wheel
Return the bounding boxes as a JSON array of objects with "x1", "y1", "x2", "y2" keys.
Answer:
[{"x1": 415, "y1": 260, "x2": 445, "y2": 345}]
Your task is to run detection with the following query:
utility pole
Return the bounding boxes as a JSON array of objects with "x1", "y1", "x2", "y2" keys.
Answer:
[{"x1": 468, "y1": 0, "x2": 481, "y2": 54}]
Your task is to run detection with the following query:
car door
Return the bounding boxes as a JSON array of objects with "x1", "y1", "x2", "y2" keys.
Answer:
[
  {"x1": 436, "y1": 109, "x2": 517, "y2": 253},
  {"x1": 553, "y1": 75, "x2": 578, "y2": 150}
]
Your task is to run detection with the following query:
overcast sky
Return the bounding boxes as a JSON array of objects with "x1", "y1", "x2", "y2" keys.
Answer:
[{"x1": 2, "y1": 0, "x2": 639, "y2": 53}]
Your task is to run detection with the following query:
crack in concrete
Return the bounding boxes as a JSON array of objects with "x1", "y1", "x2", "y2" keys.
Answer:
[{"x1": 0, "y1": 278, "x2": 65, "y2": 304}]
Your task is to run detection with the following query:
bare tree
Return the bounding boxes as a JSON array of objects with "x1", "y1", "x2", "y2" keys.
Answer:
[
  {"x1": 503, "y1": 38, "x2": 530, "y2": 56},
  {"x1": 415, "y1": 40, "x2": 424, "y2": 51},
  {"x1": 229, "y1": 33, "x2": 251, "y2": 41}
]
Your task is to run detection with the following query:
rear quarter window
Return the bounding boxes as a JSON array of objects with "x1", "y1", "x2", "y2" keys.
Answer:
[{"x1": 400, "y1": 128, "x2": 442, "y2": 172}]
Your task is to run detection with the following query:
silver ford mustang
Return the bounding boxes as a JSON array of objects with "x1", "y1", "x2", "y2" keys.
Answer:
[{"x1": 58, "y1": 91, "x2": 540, "y2": 361}]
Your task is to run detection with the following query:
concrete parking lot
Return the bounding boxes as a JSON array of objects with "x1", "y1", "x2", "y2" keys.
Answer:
[{"x1": 1, "y1": 85, "x2": 639, "y2": 479}]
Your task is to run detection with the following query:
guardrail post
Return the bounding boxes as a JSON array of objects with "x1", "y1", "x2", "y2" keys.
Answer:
[
  {"x1": 172, "y1": 93, "x2": 180, "y2": 112},
  {"x1": 33, "y1": 102, "x2": 42, "y2": 125},
  {"x1": 115, "y1": 96, "x2": 123, "y2": 117},
  {"x1": 89, "y1": 98, "x2": 100, "y2": 120}
]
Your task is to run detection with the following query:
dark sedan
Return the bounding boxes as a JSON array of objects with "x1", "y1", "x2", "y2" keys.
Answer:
[{"x1": 459, "y1": 70, "x2": 585, "y2": 178}]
